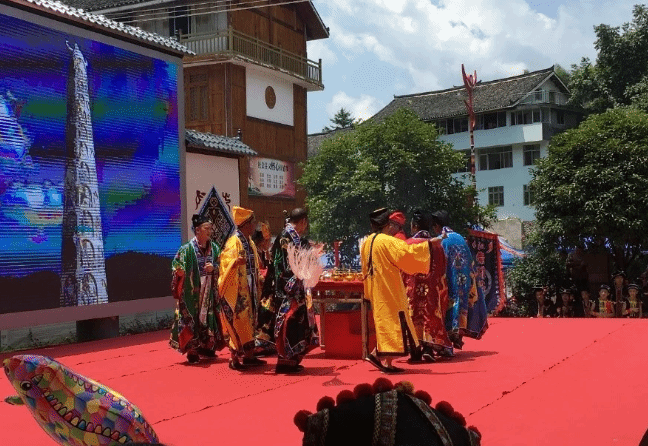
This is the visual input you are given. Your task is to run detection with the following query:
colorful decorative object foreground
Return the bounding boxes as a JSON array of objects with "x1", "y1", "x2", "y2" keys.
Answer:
[{"x1": 3, "y1": 355, "x2": 158, "y2": 445}]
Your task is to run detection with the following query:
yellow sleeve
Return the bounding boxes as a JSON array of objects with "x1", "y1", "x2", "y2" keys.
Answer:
[
  {"x1": 218, "y1": 236, "x2": 242, "y2": 297},
  {"x1": 384, "y1": 235, "x2": 430, "y2": 275}
]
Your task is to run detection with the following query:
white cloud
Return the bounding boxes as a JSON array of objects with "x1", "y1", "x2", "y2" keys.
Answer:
[
  {"x1": 315, "y1": 0, "x2": 638, "y2": 91},
  {"x1": 307, "y1": 40, "x2": 338, "y2": 66},
  {"x1": 308, "y1": 0, "x2": 641, "y2": 133},
  {"x1": 326, "y1": 91, "x2": 384, "y2": 124}
]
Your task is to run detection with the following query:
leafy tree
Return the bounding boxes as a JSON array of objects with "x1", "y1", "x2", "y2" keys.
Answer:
[
  {"x1": 530, "y1": 107, "x2": 648, "y2": 272},
  {"x1": 569, "y1": 5, "x2": 648, "y2": 113},
  {"x1": 301, "y1": 108, "x2": 494, "y2": 265},
  {"x1": 554, "y1": 64, "x2": 571, "y2": 87},
  {"x1": 322, "y1": 107, "x2": 357, "y2": 132},
  {"x1": 505, "y1": 226, "x2": 570, "y2": 316},
  {"x1": 626, "y1": 74, "x2": 648, "y2": 112}
]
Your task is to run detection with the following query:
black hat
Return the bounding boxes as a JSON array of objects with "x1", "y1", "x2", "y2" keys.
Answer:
[
  {"x1": 628, "y1": 283, "x2": 640, "y2": 290},
  {"x1": 295, "y1": 378, "x2": 481, "y2": 446},
  {"x1": 191, "y1": 213, "x2": 211, "y2": 229},
  {"x1": 369, "y1": 207, "x2": 390, "y2": 229},
  {"x1": 532, "y1": 285, "x2": 545, "y2": 291},
  {"x1": 611, "y1": 270, "x2": 626, "y2": 279},
  {"x1": 411, "y1": 209, "x2": 429, "y2": 231},
  {"x1": 560, "y1": 288, "x2": 570, "y2": 294},
  {"x1": 430, "y1": 210, "x2": 449, "y2": 227},
  {"x1": 600, "y1": 284, "x2": 611, "y2": 291}
]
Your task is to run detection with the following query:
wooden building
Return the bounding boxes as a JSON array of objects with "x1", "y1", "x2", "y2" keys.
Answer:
[{"x1": 60, "y1": 0, "x2": 330, "y2": 233}]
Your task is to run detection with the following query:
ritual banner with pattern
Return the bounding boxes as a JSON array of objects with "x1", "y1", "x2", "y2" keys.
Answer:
[
  {"x1": 198, "y1": 186, "x2": 235, "y2": 250},
  {"x1": 468, "y1": 230, "x2": 505, "y2": 314}
]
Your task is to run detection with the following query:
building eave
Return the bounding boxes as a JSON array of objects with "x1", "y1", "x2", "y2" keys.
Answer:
[{"x1": 1, "y1": 0, "x2": 193, "y2": 56}]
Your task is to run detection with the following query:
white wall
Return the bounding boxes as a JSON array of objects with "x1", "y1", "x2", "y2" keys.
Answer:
[
  {"x1": 246, "y1": 67, "x2": 294, "y2": 126},
  {"x1": 451, "y1": 139, "x2": 549, "y2": 222},
  {"x1": 473, "y1": 142, "x2": 548, "y2": 221},
  {"x1": 185, "y1": 152, "x2": 240, "y2": 239}
]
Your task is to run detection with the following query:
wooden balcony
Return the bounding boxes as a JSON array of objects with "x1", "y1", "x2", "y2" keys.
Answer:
[{"x1": 179, "y1": 28, "x2": 323, "y2": 90}]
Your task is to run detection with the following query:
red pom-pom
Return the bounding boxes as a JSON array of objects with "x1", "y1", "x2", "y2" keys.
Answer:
[
  {"x1": 316, "y1": 396, "x2": 335, "y2": 412},
  {"x1": 413, "y1": 390, "x2": 432, "y2": 406},
  {"x1": 435, "y1": 400, "x2": 455, "y2": 418},
  {"x1": 394, "y1": 380, "x2": 414, "y2": 395},
  {"x1": 353, "y1": 383, "x2": 374, "y2": 399},
  {"x1": 294, "y1": 410, "x2": 312, "y2": 432},
  {"x1": 450, "y1": 411, "x2": 467, "y2": 427},
  {"x1": 336, "y1": 390, "x2": 355, "y2": 406},
  {"x1": 373, "y1": 377, "x2": 394, "y2": 393},
  {"x1": 467, "y1": 425, "x2": 482, "y2": 439}
]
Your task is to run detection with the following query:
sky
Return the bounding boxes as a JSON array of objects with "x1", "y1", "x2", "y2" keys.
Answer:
[{"x1": 306, "y1": 0, "x2": 641, "y2": 134}]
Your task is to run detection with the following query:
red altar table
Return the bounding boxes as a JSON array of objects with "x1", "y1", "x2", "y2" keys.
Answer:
[{"x1": 311, "y1": 280, "x2": 374, "y2": 359}]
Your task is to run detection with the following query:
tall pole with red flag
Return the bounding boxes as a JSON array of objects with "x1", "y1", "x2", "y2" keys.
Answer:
[{"x1": 462, "y1": 64, "x2": 477, "y2": 203}]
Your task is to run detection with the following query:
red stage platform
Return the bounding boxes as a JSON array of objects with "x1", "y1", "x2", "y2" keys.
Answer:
[{"x1": 2, "y1": 318, "x2": 648, "y2": 445}]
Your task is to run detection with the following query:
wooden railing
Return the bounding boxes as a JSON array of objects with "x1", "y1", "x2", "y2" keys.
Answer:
[{"x1": 179, "y1": 28, "x2": 322, "y2": 87}]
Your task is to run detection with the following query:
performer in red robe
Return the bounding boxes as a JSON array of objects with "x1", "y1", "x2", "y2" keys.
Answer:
[{"x1": 403, "y1": 210, "x2": 453, "y2": 361}]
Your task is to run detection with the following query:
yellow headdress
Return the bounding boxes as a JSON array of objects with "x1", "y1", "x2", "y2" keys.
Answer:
[{"x1": 232, "y1": 206, "x2": 254, "y2": 226}]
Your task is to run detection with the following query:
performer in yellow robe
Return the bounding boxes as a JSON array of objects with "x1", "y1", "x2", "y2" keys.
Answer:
[
  {"x1": 361, "y1": 207, "x2": 432, "y2": 373},
  {"x1": 218, "y1": 206, "x2": 266, "y2": 371}
]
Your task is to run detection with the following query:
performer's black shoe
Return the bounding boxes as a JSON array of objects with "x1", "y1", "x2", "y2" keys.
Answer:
[
  {"x1": 437, "y1": 350, "x2": 455, "y2": 358},
  {"x1": 187, "y1": 351, "x2": 200, "y2": 364},
  {"x1": 421, "y1": 352, "x2": 436, "y2": 363},
  {"x1": 242, "y1": 357, "x2": 267, "y2": 366},
  {"x1": 365, "y1": 354, "x2": 390, "y2": 372},
  {"x1": 197, "y1": 347, "x2": 216, "y2": 358},
  {"x1": 384, "y1": 365, "x2": 405, "y2": 374},
  {"x1": 229, "y1": 358, "x2": 245, "y2": 371},
  {"x1": 450, "y1": 335, "x2": 464, "y2": 350},
  {"x1": 407, "y1": 345, "x2": 428, "y2": 364},
  {"x1": 275, "y1": 364, "x2": 304, "y2": 374}
]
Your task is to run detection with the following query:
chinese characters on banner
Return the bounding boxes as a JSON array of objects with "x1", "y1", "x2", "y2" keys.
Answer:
[
  {"x1": 197, "y1": 187, "x2": 235, "y2": 250},
  {"x1": 248, "y1": 157, "x2": 295, "y2": 198},
  {"x1": 468, "y1": 230, "x2": 505, "y2": 314}
]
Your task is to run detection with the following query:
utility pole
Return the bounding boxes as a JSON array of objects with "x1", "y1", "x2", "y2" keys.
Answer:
[{"x1": 462, "y1": 64, "x2": 477, "y2": 204}]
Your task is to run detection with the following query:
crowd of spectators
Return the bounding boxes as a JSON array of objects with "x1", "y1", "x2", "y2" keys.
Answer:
[{"x1": 533, "y1": 271, "x2": 646, "y2": 318}]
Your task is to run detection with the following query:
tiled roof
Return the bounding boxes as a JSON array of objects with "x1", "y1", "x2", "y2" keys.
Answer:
[
  {"x1": 58, "y1": 0, "x2": 329, "y2": 41},
  {"x1": 186, "y1": 129, "x2": 257, "y2": 157},
  {"x1": 307, "y1": 127, "x2": 354, "y2": 158},
  {"x1": 57, "y1": 0, "x2": 142, "y2": 10},
  {"x1": 371, "y1": 66, "x2": 563, "y2": 122},
  {"x1": 16, "y1": 0, "x2": 194, "y2": 54}
]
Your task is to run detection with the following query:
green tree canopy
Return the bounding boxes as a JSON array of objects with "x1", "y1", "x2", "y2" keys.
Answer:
[
  {"x1": 301, "y1": 108, "x2": 494, "y2": 264},
  {"x1": 569, "y1": 4, "x2": 648, "y2": 113},
  {"x1": 530, "y1": 107, "x2": 648, "y2": 272},
  {"x1": 553, "y1": 64, "x2": 571, "y2": 86},
  {"x1": 322, "y1": 107, "x2": 357, "y2": 132},
  {"x1": 504, "y1": 223, "x2": 570, "y2": 316}
]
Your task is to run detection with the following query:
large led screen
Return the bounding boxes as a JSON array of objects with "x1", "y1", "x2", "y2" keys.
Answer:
[{"x1": 0, "y1": 12, "x2": 181, "y2": 314}]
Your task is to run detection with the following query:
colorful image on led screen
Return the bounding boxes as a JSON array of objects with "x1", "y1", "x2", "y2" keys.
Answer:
[{"x1": 0, "y1": 13, "x2": 181, "y2": 313}]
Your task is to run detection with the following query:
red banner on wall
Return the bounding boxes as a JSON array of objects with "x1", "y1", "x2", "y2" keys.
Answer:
[{"x1": 248, "y1": 157, "x2": 295, "y2": 198}]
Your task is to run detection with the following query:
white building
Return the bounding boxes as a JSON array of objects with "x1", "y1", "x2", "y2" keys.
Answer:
[{"x1": 370, "y1": 66, "x2": 583, "y2": 247}]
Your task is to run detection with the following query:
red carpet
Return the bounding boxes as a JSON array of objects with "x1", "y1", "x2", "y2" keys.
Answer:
[{"x1": 2, "y1": 318, "x2": 647, "y2": 445}]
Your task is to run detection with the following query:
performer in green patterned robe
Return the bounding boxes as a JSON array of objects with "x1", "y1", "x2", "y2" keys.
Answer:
[
  {"x1": 272, "y1": 208, "x2": 320, "y2": 374},
  {"x1": 170, "y1": 214, "x2": 226, "y2": 363}
]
